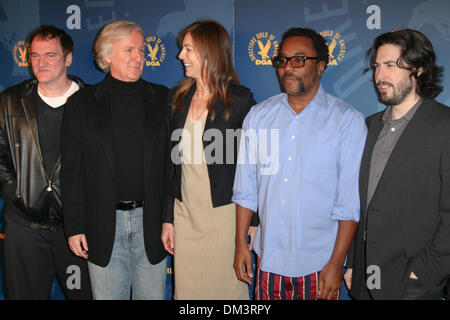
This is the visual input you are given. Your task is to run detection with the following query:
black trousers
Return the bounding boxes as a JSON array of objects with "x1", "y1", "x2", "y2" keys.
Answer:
[
  {"x1": 402, "y1": 277, "x2": 443, "y2": 300},
  {"x1": 4, "y1": 215, "x2": 92, "y2": 300},
  {"x1": 356, "y1": 275, "x2": 444, "y2": 300}
]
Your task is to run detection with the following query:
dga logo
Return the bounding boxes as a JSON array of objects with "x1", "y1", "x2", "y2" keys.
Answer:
[
  {"x1": 248, "y1": 32, "x2": 279, "y2": 66},
  {"x1": 13, "y1": 40, "x2": 30, "y2": 67},
  {"x1": 320, "y1": 30, "x2": 346, "y2": 66},
  {"x1": 145, "y1": 36, "x2": 166, "y2": 67}
]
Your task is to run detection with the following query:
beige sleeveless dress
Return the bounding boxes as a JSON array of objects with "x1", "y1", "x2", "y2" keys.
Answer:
[{"x1": 173, "y1": 114, "x2": 249, "y2": 300}]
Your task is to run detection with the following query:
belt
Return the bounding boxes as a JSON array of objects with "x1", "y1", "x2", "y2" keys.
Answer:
[{"x1": 116, "y1": 200, "x2": 144, "y2": 211}]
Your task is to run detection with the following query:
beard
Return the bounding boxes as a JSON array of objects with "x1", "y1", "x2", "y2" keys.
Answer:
[
  {"x1": 279, "y1": 73, "x2": 305, "y2": 96},
  {"x1": 279, "y1": 72, "x2": 320, "y2": 97},
  {"x1": 376, "y1": 76, "x2": 414, "y2": 106}
]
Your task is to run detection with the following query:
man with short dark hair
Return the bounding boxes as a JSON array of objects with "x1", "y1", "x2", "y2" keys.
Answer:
[
  {"x1": 0, "y1": 25, "x2": 91, "y2": 299},
  {"x1": 345, "y1": 28, "x2": 450, "y2": 300},
  {"x1": 233, "y1": 28, "x2": 367, "y2": 300}
]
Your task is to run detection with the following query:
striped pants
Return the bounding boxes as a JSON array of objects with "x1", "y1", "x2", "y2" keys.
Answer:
[{"x1": 255, "y1": 257, "x2": 340, "y2": 300}]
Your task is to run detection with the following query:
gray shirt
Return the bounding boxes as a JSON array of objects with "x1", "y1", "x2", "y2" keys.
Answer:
[{"x1": 367, "y1": 99, "x2": 423, "y2": 206}]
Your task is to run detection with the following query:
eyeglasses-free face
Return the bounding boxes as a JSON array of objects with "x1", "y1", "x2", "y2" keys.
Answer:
[{"x1": 271, "y1": 55, "x2": 318, "y2": 68}]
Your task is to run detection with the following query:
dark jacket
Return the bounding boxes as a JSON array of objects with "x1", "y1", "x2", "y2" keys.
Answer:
[
  {"x1": 0, "y1": 76, "x2": 84, "y2": 231},
  {"x1": 348, "y1": 98, "x2": 450, "y2": 299},
  {"x1": 164, "y1": 83, "x2": 256, "y2": 223},
  {"x1": 61, "y1": 76, "x2": 169, "y2": 267}
]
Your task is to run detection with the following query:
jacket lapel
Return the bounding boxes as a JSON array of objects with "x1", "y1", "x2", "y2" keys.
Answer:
[
  {"x1": 368, "y1": 101, "x2": 432, "y2": 207},
  {"x1": 360, "y1": 112, "x2": 384, "y2": 212},
  {"x1": 203, "y1": 98, "x2": 225, "y2": 144},
  {"x1": 170, "y1": 88, "x2": 191, "y2": 186},
  {"x1": 172, "y1": 85, "x2": 194, "y2": 131},
  {"x1": 171, "y1": 86, "x2": 225, "y2": 151},
  {"x1": 94, "y1": 79, "x2": 115, "y2": 179},
  {"x1": 143, "y1": 85, "x2": 159, "y2": 178},
  {"x1": 374, "y1": 101, "x2": 431, "y2": 187},
  {"x1": 172, "y1": 101, "x2": 190, "y2": 132},
  {"x1": 20, "y1": 92, "x2": 45, "y2": 165}
]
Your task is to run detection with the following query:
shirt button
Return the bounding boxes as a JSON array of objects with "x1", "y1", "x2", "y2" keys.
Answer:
[
  {"x1": 390, "y1": 127, "x2": 396, "y2": 132},
  {"x1": 281, "y1": 220, "x2": 285, "y2": 225},
  {"x1": 15, "y1": 143, "x2": 20, "y2": 148},
  {"x1": 291, "y1": 136, "x2": 295, "y2": 139},
  {"x1": 284, "y1": 178, "x2": 288, "y2": 182},
  {"x1": 282, "y1": 200, "x2": 286, "y2": 204},
  {"x1": 288, "y1": 157, "x2": 292, "y2": 161}
]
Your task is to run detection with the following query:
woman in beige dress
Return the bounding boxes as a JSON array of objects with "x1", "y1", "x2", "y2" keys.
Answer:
[{"x1": 161, "y1": 20, "x2": 256, "y2": 299}]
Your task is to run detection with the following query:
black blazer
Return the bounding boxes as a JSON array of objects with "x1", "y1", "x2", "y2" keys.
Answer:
[
  {"x1": 349, "y1": 98, "x2": 450, "y2": 299},
  {"x1": 164, "y1": 83, "x2": 255, "y2": 223},
  {"x1": 61, "y1": 76, "x2": 169, "y2": 267}
]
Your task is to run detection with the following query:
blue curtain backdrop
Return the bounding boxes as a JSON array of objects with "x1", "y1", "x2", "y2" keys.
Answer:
[{"x1": 1, "y1": 0, "x2": 450, "y2": 300}]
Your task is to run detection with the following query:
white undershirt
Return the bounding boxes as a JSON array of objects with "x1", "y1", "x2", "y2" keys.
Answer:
[{"x1": 37, "y1": 81, "x2": 80, "y2": 108}]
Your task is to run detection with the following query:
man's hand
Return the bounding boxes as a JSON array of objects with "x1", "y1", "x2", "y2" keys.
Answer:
[
  {"x1": 161, "y1": 223, "x2": 174, "y2": 255},
  {"x1": 247, "y1": 226, "x2": 257, "y2": 251},
  {"x1": 234, "y1": 204, "x2": 255, "y2": 285},
  {"x1": 234, "y1": 242, "x2": 253, "y2": 285},
  {"x1": 318, "y1": 261, "x2": 342, "y2": 300},
  {"x1": 68, "y1": 234, "x2": 88, "y2": 259},
  {"x1": 317, "y1": 220, "x2": 358, "y2": 300},
  {"x1": 343, "y1": 268, "x2": 353, "y2": 290}
]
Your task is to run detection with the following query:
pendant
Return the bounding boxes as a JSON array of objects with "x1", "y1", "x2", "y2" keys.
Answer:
[{"x1": 47, "y1": 184, "x2": 52, "y2": 192}]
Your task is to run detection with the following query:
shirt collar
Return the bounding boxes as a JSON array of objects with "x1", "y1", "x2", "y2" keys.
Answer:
[
  {"x1": 281, "y1": 84, "x2": 326, "y2": 115},
  {"x1": 382, "y1": 98, "x2": 423, "y2": 124}
]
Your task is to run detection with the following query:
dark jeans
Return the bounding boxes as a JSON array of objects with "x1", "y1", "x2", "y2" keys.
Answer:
[{"x1": 4, "y1": 215, "x2": 92, "y2": 300}]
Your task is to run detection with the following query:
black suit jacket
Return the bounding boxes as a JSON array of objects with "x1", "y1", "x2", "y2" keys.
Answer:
[
  {"x1": 61, "y1": 76, "x2": 169, "y2": 267},
  {"x1": 164, "y1": 83, "x2": 255, "y2": 222},
  {"x1": 349, "y1": 98, "x2": 450, "y2": 299}
]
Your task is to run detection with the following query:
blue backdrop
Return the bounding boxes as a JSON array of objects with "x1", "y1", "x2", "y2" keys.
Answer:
[{"x1": 1, "y1": 0, "x2": 450, "y2": 300}]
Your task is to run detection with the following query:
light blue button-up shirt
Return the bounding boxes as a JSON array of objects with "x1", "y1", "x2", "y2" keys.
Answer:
[{"x1": 232, "y1": 85, "x2": 367, "y2": 277}]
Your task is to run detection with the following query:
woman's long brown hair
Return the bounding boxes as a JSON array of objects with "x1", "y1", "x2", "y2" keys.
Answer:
[{"x1": 172, "y1": 20, "x2": 240, "y2": 121}]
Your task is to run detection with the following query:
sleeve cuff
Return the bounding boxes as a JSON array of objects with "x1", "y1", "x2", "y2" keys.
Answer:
[
  {"x1": 331, "y1": 209, "x2": 360, "y2": 222},
  {"x1": 231, "y1": 196, "x2": 258, "y2": 213}
]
